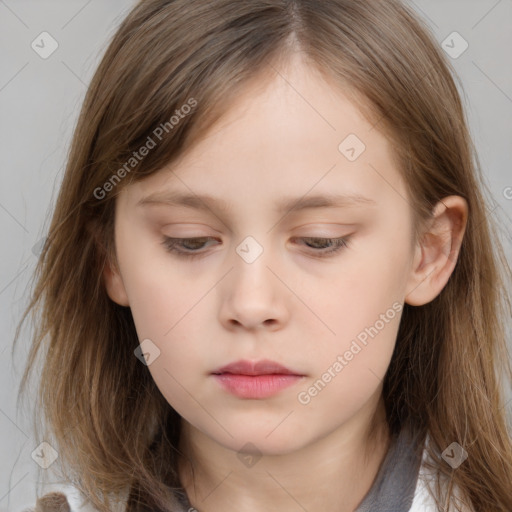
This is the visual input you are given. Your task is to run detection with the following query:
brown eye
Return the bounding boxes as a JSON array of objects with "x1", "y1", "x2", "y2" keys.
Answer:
[
  {"x1": 161, "y1": 237, "x2": 219, "y2": 258},
  {"x1": 292, "y1": 236, "x2": 350, "y2": 256},
  {"x1": 161, "y1": 235, "x2": 350, "y2": 260}
]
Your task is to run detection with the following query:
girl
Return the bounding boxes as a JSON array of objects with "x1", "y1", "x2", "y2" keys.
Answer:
[{"x1": 15, "y1": 0, "x2": 512, "y2": 511}]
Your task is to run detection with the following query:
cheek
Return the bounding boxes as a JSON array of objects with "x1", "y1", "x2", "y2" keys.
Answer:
[
  {"x1": 117, "y1": 244, "x2": 211, "y2": 389},
  {"x1": 126, "y1": 275, "x2": 178, "y2": 340},
  {"x1": 127, "y1": 271, "x2": 206, "y2": 361},
  {"x1": 115, "y1": 223, "x2": 189, "y2": 337},
  {"x1": 126, "y1": 272, "x2": 210, "y2": 412},
  {"x1": 307, "y1": 229, "x2": 407, "y2": 328},
  {"x1": 297, "y1": 228, "x2": 409, "y2": 385},
  {"x1": 294, "y1": 289, "x2": 401, "y2": 429}
]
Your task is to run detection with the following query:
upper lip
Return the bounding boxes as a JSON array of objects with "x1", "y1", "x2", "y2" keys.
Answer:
[{"x1": 212, "y1": 359, "x2": 302, "y2": 376}]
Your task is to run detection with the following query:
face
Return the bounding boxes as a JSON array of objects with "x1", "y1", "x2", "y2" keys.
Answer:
[{"x1": 105, "y1": 53, "x2": 419, "y2": 455}]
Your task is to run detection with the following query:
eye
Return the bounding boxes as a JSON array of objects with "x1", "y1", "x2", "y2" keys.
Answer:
[
  {"x1": 161, "y1": 236, "x2": 219, "y2": 259},
  {"x1": 292, "y1": 236, "x2": 350, "y2": 257},
  {"x1": 161, "y1": 235, "x2": 351, "y2": 259}
]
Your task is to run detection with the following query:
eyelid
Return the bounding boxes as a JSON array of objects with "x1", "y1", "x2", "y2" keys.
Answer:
[
  {"x1": 161, "y1": 223, "x2": 354, "y2": 236},
  {"x1": 160, "y1": 234, "x2": 352, "y2": 259}
]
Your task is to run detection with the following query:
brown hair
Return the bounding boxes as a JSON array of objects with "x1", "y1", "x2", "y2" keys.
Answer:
[{"x1": 15, "y1": 0, "x2": 512, "y2": 510}]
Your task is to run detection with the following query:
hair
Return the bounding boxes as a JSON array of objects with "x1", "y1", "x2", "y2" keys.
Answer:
[{"x1": 14, "y1": 0, "x2": 512, "y2": 511}]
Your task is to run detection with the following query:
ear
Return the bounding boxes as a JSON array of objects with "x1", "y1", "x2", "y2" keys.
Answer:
[
  {"x1": 102, "y1": 254, "x2": 130, "y2": 307},
  {"x1": 405, "y1": 195, "x2": 468, "y2": 306}
]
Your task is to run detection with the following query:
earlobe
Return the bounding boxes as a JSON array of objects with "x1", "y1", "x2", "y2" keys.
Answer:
[
  {"x1": 102, "y1": 257, "x2": 130, "y2": 307},
  {"x1": 405, "y1": 196, "x2": 468, "y2": 307}
]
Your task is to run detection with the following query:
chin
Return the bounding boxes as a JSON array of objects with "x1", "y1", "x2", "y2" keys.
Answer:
[{"x1": 206, "y1": 420, "x2": 310, "y2": 457}]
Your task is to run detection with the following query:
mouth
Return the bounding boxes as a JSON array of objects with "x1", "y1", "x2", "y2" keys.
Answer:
[
  {"x1": 211, "y1": 359, "x2": 305, "y2": 399},
  {"x1": 212, "y1": 359, "x2": 301, "y2": 376}
]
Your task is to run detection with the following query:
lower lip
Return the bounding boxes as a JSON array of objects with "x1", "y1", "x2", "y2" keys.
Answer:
[{"x1": 213, "y1": 374, "x2": 303, "y2": 399}]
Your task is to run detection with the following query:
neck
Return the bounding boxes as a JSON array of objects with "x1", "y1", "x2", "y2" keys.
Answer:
[{"x1": 178, "y1": 392, "x2": 391, "y2": 512}]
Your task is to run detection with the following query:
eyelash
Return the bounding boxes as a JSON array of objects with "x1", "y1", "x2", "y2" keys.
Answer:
[{"x1": 160, "y1": 236, "x2": 350, "y2": 259}]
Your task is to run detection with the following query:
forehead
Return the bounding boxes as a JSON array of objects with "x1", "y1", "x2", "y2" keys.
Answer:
[{"x1": 122, "y1": 53, "x2": 407, "y2": 216}]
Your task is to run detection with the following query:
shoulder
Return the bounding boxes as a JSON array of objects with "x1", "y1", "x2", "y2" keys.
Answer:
[
  {"x1": 409, "y1": 438, "x2": 474, "y2": 512},
  {"x1": 20, "y1": 485, "x2": 190, "y2": 512},
  {"x1": 19, "y1": 486, "x2": 109, "y2": 512}
]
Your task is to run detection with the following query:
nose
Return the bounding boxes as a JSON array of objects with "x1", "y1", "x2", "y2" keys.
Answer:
[{"x1": 218, "y1": 240, "x2": 290, "y2": 332}]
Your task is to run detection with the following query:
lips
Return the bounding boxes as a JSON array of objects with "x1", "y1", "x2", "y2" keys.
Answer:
[
  {"x1": 212, "y1": 359, "x2": 301, "y2": 376},
  {"x1": 211, "y1": 359, "x2": 304, "y2": 399}
]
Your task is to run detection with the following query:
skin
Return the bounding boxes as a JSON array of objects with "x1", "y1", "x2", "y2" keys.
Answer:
[{"x1": 104, "y1": 52, "x2": 468, "y2": 512}]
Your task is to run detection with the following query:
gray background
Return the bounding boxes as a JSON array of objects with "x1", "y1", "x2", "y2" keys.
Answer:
[{"x1": 1, "y1": 0, "x2": 511, "y2": 510}]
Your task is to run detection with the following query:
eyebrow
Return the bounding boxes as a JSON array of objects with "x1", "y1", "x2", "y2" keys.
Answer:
[{"x1": 136, "y1": 191, "x2": 377, "y2": 213}]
